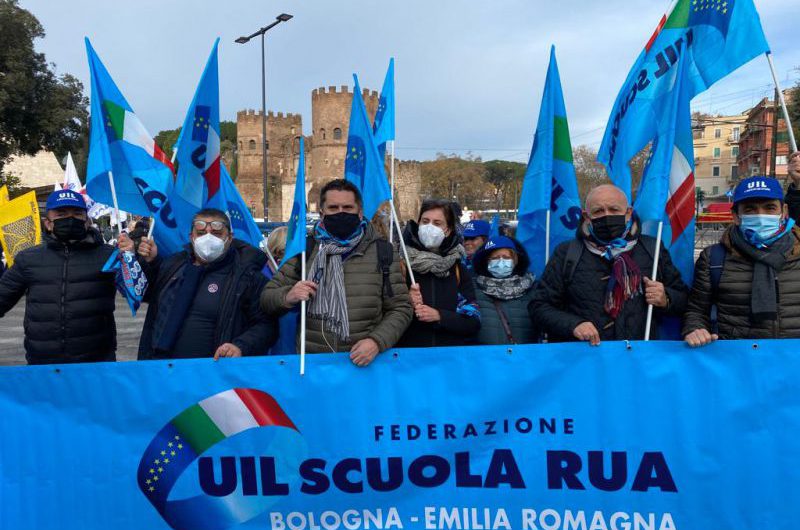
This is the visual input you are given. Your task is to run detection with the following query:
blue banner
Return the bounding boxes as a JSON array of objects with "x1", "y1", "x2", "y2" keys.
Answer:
[{"x1": 2, "y1": 340, "x2": 799, "y2": 529}]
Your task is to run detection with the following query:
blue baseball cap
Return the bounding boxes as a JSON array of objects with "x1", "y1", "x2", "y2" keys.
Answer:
[
  {"x1": 463, "y1": 219, "x2": 490, "y2": 238},
  {"x1": 46, "y1": 189, "x2": 87, "y2": 211},
  {"x1": 472, "y1": 235, "x2": 530, "y2": 276},
  {"x1": 733, "y1": 176, "x2": 784, "y2": 205}
]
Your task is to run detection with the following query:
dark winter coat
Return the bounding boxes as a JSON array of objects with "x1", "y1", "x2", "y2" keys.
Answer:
[
  {"x1": 529, "y1": 222, "x2": 689, "y2": 342},
  {"x1": 138, "y1": 239, "x2": 276, "y2": 359},
  {"x1": 682, "y1": 225, "x2": 800, "y2": 339},
  {"x1": 0, "y1": 230, "x2": 118, "y2": 364},
  {"x1": 472, "y1": 238, "x2": 538, "y2": 345},
  {"x1": 261, "y1": 224, "x2": 412, "y2": 353},
  {"x1": 397, "y1": 222, "x2": 481, "y2": 348}
]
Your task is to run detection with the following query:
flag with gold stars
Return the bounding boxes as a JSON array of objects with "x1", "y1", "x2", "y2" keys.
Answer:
[
  {"x1": 598, "y1": 0, "x2": 769, "y2": 196},
  {"x1": 345, "y1": 74, "x2": 391, "y2": 220},
  {"x1": 85, "y1": 38, "x2": 175, "y2": 220},
  {"x1": 372, "y1": 58, "x2": 395, "y2": 161},
  {"x1": 282, "y1": 137, "x2": 306, "y2": 267}
]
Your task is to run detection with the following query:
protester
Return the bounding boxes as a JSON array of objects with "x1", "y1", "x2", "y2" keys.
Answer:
[
  {"x1": 260, "y1": 226, "x2": 298, "y2": 356},
  {"x1": 683, "y1": 176, "x2": 800, "y2": 346},
  {"x1": 472, "y1": 235, "x2": 538, "y2": 345},
  {"x1": 261, "y1": 179, "x2": 412, "y2": 366},
  {"x1": 462, "y1": 219, "x2": 490, "y2": 272},
  {"x1": 137, "y1": 208, "x2": 276, "y2": 360},
  {"x1": 398, "y1": 199, "x2": 481, "y2": 347},
  {"x1": 127, "y1": 217, "x2": 150, "y2": 255},
  {"x1": 0, "y1": 190, "x2": 126, "y2": 364},
  {"x1": 786, "y1": 151, "x2": 800, "y2": 221},
  {"x1": 529, "y1": 184, "x2": 688, "y2": 344},
  {"x1": 264, "y1": 226, "x2": 288, "y2": 278}
]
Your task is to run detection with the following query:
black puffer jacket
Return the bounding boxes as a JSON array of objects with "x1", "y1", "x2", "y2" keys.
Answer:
[
  {"x1": 397, "y1": 222, "x2": 481, "y2": 348},
  {"x1": 682, "y1": 226, "x2": 800, "y2": 339},
  {"x1": 0, "y1": 230, "x2": 118, "y2": 364},
  {"x1": 529, "y1": 222, "x2": 689, "y2": 342},
  {"x1": 138, "y1": 239, "x2": 276, "y2": 359}
]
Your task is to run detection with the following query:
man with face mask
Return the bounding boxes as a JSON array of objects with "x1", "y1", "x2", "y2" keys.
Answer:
[
  {"x1": 529, "y1": 184, "x2": 689, "y2": 344},
  {"x1": 136, "y1": 208, "x2": 276, "y2": 359},
  {"x1": 683, "y1": 176, "x2": 800, "y2": 346},
  {"x1": 261, "y1": 179, "x2": 412, "y2": 366},
  {"x1": 0, "y1": 189, "x2": 130, "y2": 363}
]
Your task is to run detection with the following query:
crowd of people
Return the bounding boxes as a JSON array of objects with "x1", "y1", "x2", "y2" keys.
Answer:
[{"x1": 1, "y1": 152, "x2": 799, "y2": 365}]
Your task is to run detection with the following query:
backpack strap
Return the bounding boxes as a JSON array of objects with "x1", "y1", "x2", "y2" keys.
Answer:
[
  {"x1": 708, "y1": 243, "x2": 726, "y2": 295},
  {"x1": 491, "y1": 299, "x2": 516, "y2": 344},
  {"x1": 375, "y1": 239, "x2": 394, "y2": 298},
  {"x1": 562, "y1": 239, "x2": 584, "y2": 285}
]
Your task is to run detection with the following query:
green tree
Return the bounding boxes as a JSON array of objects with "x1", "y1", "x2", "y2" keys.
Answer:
[
  {"x1": 0, "y1": 172, "x2": 22, "y2": 196},
  {"x1": 483, "y1": 160, "x2": 525, "y2": 212},
  {"x1": 788, "y1": 76, "x2": 800, "y2": 149},
  {"x1": 0, "y1": 0, "x2": 88, "y2": 176},
  {"x1": 420, "y1": 153, "x2": 490, "y2": 210}
]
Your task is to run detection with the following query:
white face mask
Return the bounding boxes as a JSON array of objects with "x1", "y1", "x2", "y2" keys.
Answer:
[
  {"x1": 418, "y1": 223, "x2": 446, "y2": 249},
  {"x1": 193, "y1": 233, "x2": 227, "y2": 262}
]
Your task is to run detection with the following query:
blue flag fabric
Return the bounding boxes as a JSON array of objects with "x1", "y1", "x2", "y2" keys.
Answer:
[
  {"x1": 101, "y1": 249, "x2": 147, "y2": 316},
  {"x1": 598, "y1": 0, "x2": 769, "y2": 197},
  {"x1": 489, "y1": 213, "x2": 501, "y2": 239},
  {"x1": 154, "y1": 40, "x2": 264, "y2": 255},
  {"x1": 345, "y1": 74, "x2": 392, "y2": 220},
  {"x1": 372, "y1": 58, "x2": 395, "y2": 161},
  {"x1": 634, "y1": 53, "x2": 696, "y2": 286},
  {"x1": 282, "y1": 137, "x2": 307, "y2": 267},
  {"x1": 516, "y1": 46, "x2": 582, "y2": 277},
  {"x1": 85, "y1": 38, "x2": 175, "y2": 221}
]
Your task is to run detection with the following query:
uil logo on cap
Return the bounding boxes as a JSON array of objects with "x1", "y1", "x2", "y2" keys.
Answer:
[
  {"x1": 746, "y1": 180, "x2": 770, "y2": 193},
  {"x1": 485, "y1": 240, "x2": 496, "y2": 249}
]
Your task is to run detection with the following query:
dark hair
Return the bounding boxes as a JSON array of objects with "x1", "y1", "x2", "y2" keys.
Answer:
[
  {"x1": 319, "y1": 179, "x2": 362, "y2": 209},
  {"x1": 418, "y1": 198, "x2": 457, "y2": 232},
  {"x1": 192, "y1": 208, "x2": 231, "y2": 229}
]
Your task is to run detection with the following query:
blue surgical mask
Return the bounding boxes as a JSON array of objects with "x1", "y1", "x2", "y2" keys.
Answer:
[
  {"x1": 488, "y1": 258, "x2": 514, "y2": 279},
  {"x1": 739, "y1": 214, "x2": 783, "y2": 244}
]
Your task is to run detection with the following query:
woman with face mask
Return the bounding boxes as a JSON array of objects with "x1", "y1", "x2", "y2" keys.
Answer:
[
  {"x1": 397, "y1": 199, "x2": 481, "y2": 347},
  {"x1": 471, "y1": 236, "x2": 539, "y2": 345}
]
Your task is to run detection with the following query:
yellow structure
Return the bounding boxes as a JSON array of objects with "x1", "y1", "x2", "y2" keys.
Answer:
[{"x1": 692, "y1": 112, "x2": 747, "y2": 201}]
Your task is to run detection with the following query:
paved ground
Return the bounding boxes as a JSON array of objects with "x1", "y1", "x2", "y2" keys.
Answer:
[{"x1": 0, "y1": 296, "x2": 145, "y2": 365}]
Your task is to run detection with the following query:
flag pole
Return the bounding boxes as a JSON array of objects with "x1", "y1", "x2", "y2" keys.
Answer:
[
  {"x1": 389, "y1": 200, "x2": 416, "y2": 285},
  {"x1": 545, "y1": 209, "x2": 551, "y2": 263},
  {"x1": 106, "y1": 170, "x2": 123, "y2": 236},
  {"x1": 300, "y1": 249, "x2": 307, "y2": 376},
  {"x1": 765, "y1": 52, "x2": 798, "y2": 153},
  {"x1": 644, "y1": 220, "x2": 663, "y2": 341},
  {"x1": 389, "y1": 141, "x2": 396, "y2": 243}
]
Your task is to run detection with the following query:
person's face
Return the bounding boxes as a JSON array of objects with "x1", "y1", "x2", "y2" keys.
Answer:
[
  {"x1": 733, "y1": 199, "x2": 787, "y2": 225},
  {"x1": 583, "y1": 187, "x2": 632, "y2": 222},
  {"x1": 419, "y1": 207, "x2": 451, "y2": 236},
  {"x1": 190, "y1": 216, "x2": 231, "y2": 243},
  {"x1": 464, "y1": 236, "x2": 486, "y2": 256},
  {"x1": 44, "y1": 207, "x2": 88, "y2": 232},
  {"x1": 321, "y1": 190, "x2": 362, "y2": 218},
  {"x1": 489, "y1": 248, "x2": 516, "y2": 262}
]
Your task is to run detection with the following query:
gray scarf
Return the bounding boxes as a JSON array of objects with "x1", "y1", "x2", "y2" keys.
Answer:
[
  {"x1": 476, "y1": 272, "x2": 535, "y2": 301},
  {"x1": 729, "y1": 226, "x2": 794, "y2": 322},
  {"x1": 306, "y1": 232, "x2": 364, "y2": 342},
  {"x1": 407, "y1": 244, "x2": 464, "y2": 278}
]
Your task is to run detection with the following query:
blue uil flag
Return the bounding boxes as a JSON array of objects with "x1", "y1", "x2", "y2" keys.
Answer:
[
  {"x1": 345, "y1": 74, "x2": 391, "y2": 220},
  {"x1": 372, "y1": 58, "x2": 395, "y2": 160},
  {"x1": 283, "y1": 137, "x2": 307, "y2": 266}
]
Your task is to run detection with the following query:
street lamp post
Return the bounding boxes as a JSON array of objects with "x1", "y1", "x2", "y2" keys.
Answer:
[{"x1": 235, "y1": 13, "x2": 293, "y2": 221}]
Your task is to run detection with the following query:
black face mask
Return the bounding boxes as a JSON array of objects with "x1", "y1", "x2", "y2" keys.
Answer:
[
  {"x1": 590, "y1": 214, "x2": 628, "y2": 242},
  {"x1": 52, "y1": 217, "x2": 88, "y2": 242},
  {"x1": 323, "y1": 212, "x2": 362, "y2": 240}
]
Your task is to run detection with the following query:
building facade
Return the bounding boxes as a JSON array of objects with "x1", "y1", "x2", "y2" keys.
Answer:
[
  {"x1": 737, "y1": 90, "x2": 793, "y2": 180},
  {"x1": 236, "y1": 85, "x2": 422, "y2": 222},
  {"x1": 692, "y1": 113, "x2": 747, "y2": 201}
]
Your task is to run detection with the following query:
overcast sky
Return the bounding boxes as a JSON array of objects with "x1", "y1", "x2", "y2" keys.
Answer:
[{"x1": 21, "y1": 0, "x2": 800, "y2": 164}]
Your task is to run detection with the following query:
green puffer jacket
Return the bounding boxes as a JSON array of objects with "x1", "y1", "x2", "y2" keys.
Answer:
[
  {"x1": 683, "y1": 225, "x2": 800, "y2": 340},
  {"x1": 260, "y1": 225, "x2": 412, "y2": 353},
  {"x1": 475, "y1": 286, "x2": 538, "y2": 345}
]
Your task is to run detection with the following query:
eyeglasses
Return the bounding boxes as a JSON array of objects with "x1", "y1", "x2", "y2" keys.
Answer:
[{"x1": 193, "y1": 220, "x2": 229, "y2": 232}]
